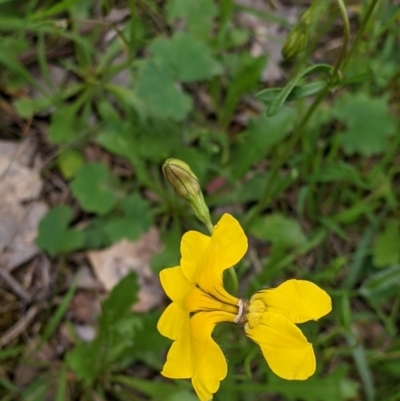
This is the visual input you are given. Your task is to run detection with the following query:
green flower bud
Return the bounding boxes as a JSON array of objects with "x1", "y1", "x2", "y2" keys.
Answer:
[
  {"x1": 282, "y1": 9, "x2": 311, "y2": 60},
  {"x1": 162, "y1": 158, "x2": 213, "y2": 233}
]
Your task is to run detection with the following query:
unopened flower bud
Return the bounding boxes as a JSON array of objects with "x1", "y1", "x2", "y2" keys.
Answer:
[
  {"x1": 282, "y1": 9, "x2": 311, "y2": 60},
  {"x1": 162, "y1": 158, "x2": 213, "y2": 233}
]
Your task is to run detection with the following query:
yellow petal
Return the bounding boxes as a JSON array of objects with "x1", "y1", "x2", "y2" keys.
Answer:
[
  {"x1": 252, "y1": 279, "x2": 332, "y2": 323},
  {"x1": 191, "y1": 312, "x2": 231, "y2": 401},
  {"x1": 159, "y1": 266, "x2": 193, "y2": 305},
  {"x1": 245, "y1": 312, "x2": 316, "y2": 380},
  {"x1": 183, "y1": 214, "x2": 247, "y2": 304},
  {"x1": 157, "y1": 302, "x2": 189, "y2": 340},
  {"x1": 180, "y1": 231, "x2": 210, "y2": 284},
  {"x1": 162, "y1": 311, "x2": 231, "y2": 401},
  {"x1": 161, "y1": 319, "x2": 192, "y2": 379},
  {"x1": 184, "y1": 287, "x2": 239, "y2": 316}
]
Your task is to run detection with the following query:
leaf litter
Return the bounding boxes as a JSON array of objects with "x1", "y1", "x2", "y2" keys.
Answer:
[
  {"x1": 87, "y1": 227, "x2": 164, "y2": 312},
  {"x1": 0, "y1": 139, "x2": 48, "y2": 271}
]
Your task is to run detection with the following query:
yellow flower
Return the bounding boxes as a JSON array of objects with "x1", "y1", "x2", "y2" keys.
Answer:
[{"x1": 157, "y1": 213, "x2": 331, "y2": 401}]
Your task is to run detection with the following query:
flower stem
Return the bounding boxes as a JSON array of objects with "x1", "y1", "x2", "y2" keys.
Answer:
[
  {"x1": 341, "y1": 0, "x2": 381, "y2": 71},
  {"x1": 332, "y1": 0, "x2": 350, "y2": 77},
  {"x1": 244, "y1": 86, "x2": 328, "y2": 228},
  {"x1": 244, "y1": 0, "x2": 381, "y2": 228},
  {"x1": 228, "y1": 267, "x2": 239, "y2": 296}
]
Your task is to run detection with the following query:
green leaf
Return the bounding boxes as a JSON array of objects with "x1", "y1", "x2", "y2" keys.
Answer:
[
  {"x1": 36, "y1": 206, "x2": 84, "y2": 256},
  {"x1": 103, "y1": 193, "x2": 153, "y2": 242},
  {"x1": 309, "y1": 161, "x2": 367, "y2": 188},
  {"x1": 97, "y1": 120, "x2": 137, "y2": 161},
  {"x1": 333, "y1": 93, "x2": 396, "y2": 156},
  {"x1": 149, "y1": 32, "x2": 222, "y2": 82},
  {"x1": 266, "y1": 64, "x2": 333, "y2": 116},
  {"x1": 345, "y1": 332, "x2": 375, "y2": 401},
  {"x1": 56, "y1": 149, "x2": 85, "y2": 179},
  {"x1": 265, "y1": 366, "x2": 358, "y2": 401},
  {"x1": 99, "y1": 271, "x2": 139, "y2": 327},
  {"x1": 249, "y1": 213, "x2": 307, "y2": 249},
  {"x1": 70, "y1": 163, "x2": 119, "y2": 215},
  {"x1": 256, "y1": 72, "x2": 371, "y2": 106},
  {"x1": 66, "y1": 272, "x2": 139, "y2": 385},
  {"x1": 0, "y1": 346, "x2": 24, "y2": 361},
  {"x1": 166, "y1": 0, "x2": 217, "y2": 40},
  {"x1": 256, "y1": 80, "x2": 327, "y2": 105},
  {"x1": 30, "y1": 0, "x2": 83, "y2": 19},
  {"x1": 166, "y1": 390, "x2": 200, "y2": 401},
  {"x1": 13, "y1": 97, "x2": 35, "y2": 118},
  {"x1": 131, "y1": 311, "x2": 169, "y2": 352},
  {"x1": 81, "y1": 217, "x2": 112, "y2": 249},
  {"x1": 103, "y1": 218, "x2": 141, "y2": 243},
  {"x1": 373, "y1": 220, "x2": 400, "y2": 267},
  {"x1": 20, "y1": 377, "x2": 52, "y2": 401},
  {"x1": 134, "y1": 129, "x2": 181, "y2": 162},
  {"x1": 48, "y1": 104, "x2": 78, "y2": 144},
  {"x1": 360, "y1": 264, "x2": 400, "y2": 299},
  {"x1": 122, "y1": 193, "x2": 152, "y2": 225},
  {"x1": 151, "y1": 222, "x2": 181, "y2": 273},
  {"x1": 226, "y1": 53, "x2": 266, "y2": 100},
  {"x1": 55, "y1": 367, "x2": 68, "y2": 401},
  {"x1": 112, "y1": 375, "x2": 179, "y2": 399},
  {"x1": 41, "y1": 279, "x2": 77, "y2": 344},
  {"x1": 0, "y1": 45, "x2": 42, "y2": 91},
  {"x1": 66, "y1": 340, "x2": 101, "y2": 385},
  {"x1": 208, "y1": 172, "x2": 293, "y2": 207},
  {"x1": 231, "y1": 107, "x2": 296, "y2": 178},
  {"x1": 136, "y1": 59, "x2": 192, "y2": 121}
]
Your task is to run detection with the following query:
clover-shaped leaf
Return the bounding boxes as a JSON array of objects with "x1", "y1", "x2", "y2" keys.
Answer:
[
  {"x1": 57, "y1": 149, "x2": 85, "y2": 179},
  {"x1": 250, "y1": 213, "x2": 307, "y2": 249},
  {"x1": 136, "y1": 32, "x2": 222, "y2": 121},
  {"x1": 166, "y1": 0, "x2": 217, "y2": 40},
  {"x1": 136, "y1": 59, "x2": 192, "y2": 121},
  {"x1": 36, "y1": 206, "x2": 84, "y2": 256},
  {"x1": 71, "y1": 163, "x2": 119, "y2": 215},
  {"x1": 149, "y1": 32, "x2": 222, "y2": 82},
  {"x1": 97, "y1": 121, "x2": 137, "y2": 161},
  {"x1": 48, "y1": 104, "x2": 78, "y2": 144},
  {"x1": 104, "y1": 193, "x2": 153, "y2": 242},
  {"x1": 333, "y1": 93, "x2": 396, "y2": 156}
]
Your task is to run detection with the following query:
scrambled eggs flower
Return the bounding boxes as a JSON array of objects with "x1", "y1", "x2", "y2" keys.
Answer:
[{"x1": 157, "y1": 213, "x2": 331, "y2": 401}]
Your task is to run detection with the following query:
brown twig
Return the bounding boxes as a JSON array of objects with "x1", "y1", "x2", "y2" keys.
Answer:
[
  {"x1": 0, "y1": 267, "x2": 32, "y2": 303},
  {"x1": 0, "y1": 305, "x2": 39, "y2": 346}
]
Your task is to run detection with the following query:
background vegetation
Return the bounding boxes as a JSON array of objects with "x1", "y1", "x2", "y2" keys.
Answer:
[{"x1": 0, "y1": 0, "x2": 399, "y2": 400}]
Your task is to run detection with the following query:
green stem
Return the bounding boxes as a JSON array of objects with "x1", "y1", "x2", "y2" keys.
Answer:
[
  {"x1": 244, "y1": 86, "x2": 329, "y2": 228},
  {"x1": 333, "y1": 0, "x2": 350, "y2": 77},
  {"x1": 342, "y1": 0, "x2": 381, "y2": 71},
  {"x1": 228, "y1": 267, "x2": 239, "y2": 296},
  {"x1": 244, "y1": 0, "x2": 381, "y2": 228},
  {"x1": 243, "y1": 346, "x2": 259, "y2": 379}
]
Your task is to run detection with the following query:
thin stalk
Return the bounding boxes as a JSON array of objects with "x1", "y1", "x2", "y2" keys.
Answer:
[
  {"x1": 228, "y1": 267, "x2": 239, "y2": 296},
  {"x1": 244, "y1": 86, "x2": 329, "y2": 228},
  {"x1": 333, "y1": 0, "x2": 350, "y2": 77},
  {"x1": 342, "y1": 0, "x2": 381, "y2": 71},
  {"x1": 244, "y1": 0, "x2": 381, "y2": 228}
]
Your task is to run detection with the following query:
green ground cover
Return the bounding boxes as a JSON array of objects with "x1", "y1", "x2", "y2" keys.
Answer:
[{"x1": 0, "y1": 0, "x2": 399, "y2": 400}]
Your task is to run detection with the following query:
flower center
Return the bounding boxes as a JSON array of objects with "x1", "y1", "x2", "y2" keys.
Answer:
[
  {"x1": 184, "y1": 286, "x2": 239, "y2": 316},
  {"x1": 245, "y1": 299, "x2": 266, "y2": 329},
  {"x1": 234, "y1": 299, "x2": 245, "y2": 323}
]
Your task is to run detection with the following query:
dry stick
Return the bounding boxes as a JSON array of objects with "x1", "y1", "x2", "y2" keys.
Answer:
[
  {"x1": 0, "y1": 267, "x2": 32, "y2": 303},
  {"x1": 0, "y1": 305, "x2": 39, "y2": 347}
]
